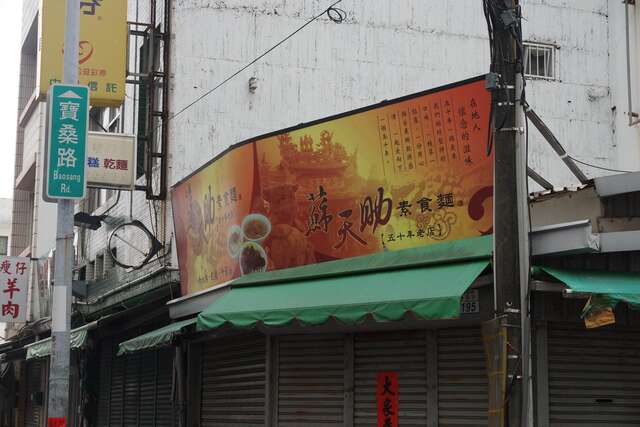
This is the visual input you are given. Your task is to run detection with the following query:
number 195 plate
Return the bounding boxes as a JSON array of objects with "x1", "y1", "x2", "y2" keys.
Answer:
[{"x1": 461, "y1": 289, "x2": 480, "y2": 314}]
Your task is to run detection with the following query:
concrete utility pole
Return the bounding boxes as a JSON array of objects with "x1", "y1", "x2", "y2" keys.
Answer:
[
  {"x1": 48, "y1": 0, "x2": 79, "y2": 424},
  {"x1": 490, "y1": 0, "x2": 530, "y2": 426}
]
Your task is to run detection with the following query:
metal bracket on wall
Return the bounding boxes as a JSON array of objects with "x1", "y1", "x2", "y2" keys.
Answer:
[{"x1": 126, "y1": 0, "x2": 171, "y2": 200}]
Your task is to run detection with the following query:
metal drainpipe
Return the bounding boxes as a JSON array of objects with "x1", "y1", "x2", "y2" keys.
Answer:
[{"x1": 626, "y1": 0, "x2": 640, "y2": 126}]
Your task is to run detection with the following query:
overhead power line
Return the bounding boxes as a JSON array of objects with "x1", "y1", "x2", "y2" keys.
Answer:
[{"x1": 169, "y1": 0, "x2": 346, "y2": 122}]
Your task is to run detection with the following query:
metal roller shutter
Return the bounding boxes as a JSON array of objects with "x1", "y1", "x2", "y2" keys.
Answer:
[
  {"x1": 97, "y1": 338, "x2": 175, "y2": 427},
  {"x1": 109, "y1": 348, "x2": 125, "y2": 426},
  {"x1": 437, "y1": 327, "x2": 488, "y2": 426},
  {"x1": 277, "y1": 335, "x2": 345, "y2": 426},
  {"x1": 24, "y1": 360, "x2": 43, "y2": 427},
  {"x1": 138, "y1": 351, "x2": 158, "y2": 426},
  {"x1": 155, "y1": 348, "x2": 176, "y2": 426},
  {"x1": 123, "y1": 352, "x2": 142, "y2": 425},
  {"x1": 97, "y1": 339, "x2": 114, "y2": 427},
  {"x1": 200, "y1": 334, "x2": 266, "y2": 427},
  {"x1": 354, "y1": 330, "x2": 428, "y2": 427},
  {"x1": 547, "y1": 323, "x2": 640, "y2": 426}
]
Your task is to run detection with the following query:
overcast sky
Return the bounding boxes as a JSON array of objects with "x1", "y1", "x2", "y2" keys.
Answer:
[{"x1": 0, "y1": 1, "x2": 21, "y2": 200}]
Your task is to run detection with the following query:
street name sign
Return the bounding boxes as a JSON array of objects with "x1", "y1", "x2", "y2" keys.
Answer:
[{"x1": 45, "y1": 84, "x2": 89, "y2": 200}]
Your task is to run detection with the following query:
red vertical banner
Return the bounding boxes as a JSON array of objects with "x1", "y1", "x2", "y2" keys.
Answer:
[
  {"x1": 377, "y1": 372, "x2": 399, "y2": 427},
  {"x1": 48, "y1": 418, "x2": 67, "y2": 427}
]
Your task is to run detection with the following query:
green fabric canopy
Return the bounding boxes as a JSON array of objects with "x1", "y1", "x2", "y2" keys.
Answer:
[
  {"x1": 541, "y1": 267, "x2": 640, "y2": 308},
  {"x1": 233, "y1": 235, "x2": 492, "y2": 287},
  {"x1": 197, "y1": 237, "x2": 492, "y2": 331},
  {"x1": 25, "y1": 324, "x2": 93, "y2": 360},
  {"x1": 117, "y1": 318, "x2": 196, "y2": 356}
]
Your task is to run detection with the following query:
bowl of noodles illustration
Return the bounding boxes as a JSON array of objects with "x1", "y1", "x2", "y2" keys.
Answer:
[
  {"x1": 239, "y1": 241, "x2": 268, "y2": 275},
  {"x1": 241, "y1": 213, "x2": 272, "y2": 243}
]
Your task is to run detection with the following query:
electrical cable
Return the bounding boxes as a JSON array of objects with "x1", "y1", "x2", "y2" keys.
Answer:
[
  {"x1": 566, "y1": 156, "x2": 638, "y2": 174},
  {"x1": 168, "y1": 0, "x2": 344, "y2": 122}
]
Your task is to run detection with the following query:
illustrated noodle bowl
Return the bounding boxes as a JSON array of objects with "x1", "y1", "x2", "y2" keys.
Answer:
[
  {"x1": 240, "y1": 243, "x2": 267, "y2": 274},
  {"x1": 241, "y1": 214, "x2": 271, "y2": 242},
  {"x1": 244, "y1": 220, "x2": 267, "y2": 240}
]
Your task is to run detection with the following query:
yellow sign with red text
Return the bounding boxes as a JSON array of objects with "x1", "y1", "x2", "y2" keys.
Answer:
[
  {"x1": 172, "y1": 77, "x2": 494, "y2": 295},
  {"x1": 38, "y1": 0, "x2": 127, "y2": 107}
]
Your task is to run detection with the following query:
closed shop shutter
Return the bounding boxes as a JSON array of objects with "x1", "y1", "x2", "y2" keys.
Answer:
[
  {"x1": 138, "y1": 351, "x2": 158, "y2": 426},
  {"x1": 97, "y1": 339, "x2": 114, "y2": 427},
  {"x1": 109, "y1": 347, "x2": 126, "y2": 426},
  {"x1": 24, "y1": 360, "x2": 43, "y2": 427},
  {"x1": 97, "y1": 338, "x2": 175, "y2": 427},
  {"x1": 547, "y1": 323, "x2": 640, "y2": 426},
  {"x1": 201, "y1": 334, "x2": 266, "y2": 427},
  {"x1": 437, "y1": 327, "x2": 488, "y2": 426},
  {"x1": 354, "y1": 330, "x2": 428, "y2": 427},
  {"x1": 277, "y1": 335, "x2": 344, "y2": 427},
  {"x1": 123, "y1": 352, "x2": 142, "y2": 425},
  {"x1": 153, "y1": 348, "x2": 175, "y2": 427}
]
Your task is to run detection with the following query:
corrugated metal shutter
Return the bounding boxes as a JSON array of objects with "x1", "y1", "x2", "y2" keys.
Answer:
[
  {"x1": 201, "y1": 334, "x2": 266, "y2": 427},
  {"x1": 109, "y1": 347, "x2": 126, "y2": 426},
  {"x1": 154, "y1": 348, "x2": 176, "y2": 426},
  {"x1": 138, "y1": 351, "x2": 158, "y2": 426},
  {"x1": 123, "y1": 352, "x2": 142, "y2": 425},
  {"x1": 97, "y1": 339, "x2": 114, "y2": 427},
  {"x1": 547, "y1": 323, "x2": 640, "y2": 426},
  {"x1": 97, "y1": 338, "x2": 174, "y2": 427},
  {"x1": 24, "y1": 360, "x2": 43, "y2": 427},
  {"x1": 354, "y1": 331, "x2": 428, "y2": 427},
  {"x1": 277, "y1": 335, "x2": 344, "y2": 426},
  {"x1": 438, "y1": 327, "x2": 488, "y2": 426}
]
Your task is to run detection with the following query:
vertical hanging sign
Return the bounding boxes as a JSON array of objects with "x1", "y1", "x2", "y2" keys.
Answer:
[
  {"x1": 377, "y1": 372, "x2": 399, "y2": 427},
  {"x1": 45, "y1": 84, "x2": 89, "y2": 201},
  {"x1": 0, "y1": 256, "x2": 30, "y2": 323}
]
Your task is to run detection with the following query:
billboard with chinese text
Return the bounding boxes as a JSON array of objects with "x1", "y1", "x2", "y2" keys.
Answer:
[
  {"x1": 38, "y1": 0, "x2": 127, "y2": 107},
  {"x1": 0, "y1": 257, "x2": 30, "y2": 322},
  {"x1": 172, "y1": 76, "x2": 493, "y2": 295}
]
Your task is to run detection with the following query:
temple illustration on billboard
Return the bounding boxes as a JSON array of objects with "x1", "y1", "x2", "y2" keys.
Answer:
[{"x1": 261, "y1": 130, "x2": 360, "y2": 201}]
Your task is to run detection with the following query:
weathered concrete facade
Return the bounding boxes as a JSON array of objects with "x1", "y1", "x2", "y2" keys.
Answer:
[{"x1": 168, "y1": 0, "x2": 640, "y2": 192}]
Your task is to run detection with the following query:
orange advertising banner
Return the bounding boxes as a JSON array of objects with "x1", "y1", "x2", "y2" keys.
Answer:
[{"x1": 172, "y1": 76, "x2": 494, "y2": 295}]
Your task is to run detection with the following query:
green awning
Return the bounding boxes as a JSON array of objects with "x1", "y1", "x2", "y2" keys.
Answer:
[
  {"x1": 25, "y1": 324, "x2": 93, "y2": 360},
  {"x1": 541, "y1": 267, "x2": 640, "y2": 308},
  {"x1": 197, "y1": 237, "x2": 492, "y2": 331},
  {"x1": 117, "y1": 318, "x2": 197, "y2": 356}
]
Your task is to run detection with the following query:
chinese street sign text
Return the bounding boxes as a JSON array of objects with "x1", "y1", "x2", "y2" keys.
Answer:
[
  {"x1": 46, "y1": 84, "x2": 89, "y2": 200},
  {"x1": 377, "y1": 372, "x2": 399, "y2": 427},
  {"x1": 0, "y1": 257, "x2": 30, "y2": 322}
]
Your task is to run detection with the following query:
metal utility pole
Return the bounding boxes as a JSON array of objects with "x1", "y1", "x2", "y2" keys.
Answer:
[
  {"x1": 489, "y1": 0, "x2": 530, "y2": 425},
  {"x1": 48, "y1": 0, "x2": 79, "y2": 424}
]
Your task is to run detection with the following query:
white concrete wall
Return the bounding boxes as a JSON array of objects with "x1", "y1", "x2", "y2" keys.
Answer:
[
  {"x1": 168, "y1": 0, "x2": 629, "y2": 193},
  {"x1": 608, "y1": 0, "x2": 640, "y2": 174}
]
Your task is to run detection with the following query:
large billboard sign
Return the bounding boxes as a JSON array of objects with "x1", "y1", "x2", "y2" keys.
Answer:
[
  {"x1": 172, "y1": 76, "x2": 493, "y2": 295},
  {"x1": 37, "y1": 0, "x2": 127, "y2": 107}
]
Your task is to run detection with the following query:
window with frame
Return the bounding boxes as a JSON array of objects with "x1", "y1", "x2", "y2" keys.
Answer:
[
  {"x1": 0, "y1": 236, "x2": 8, "y2": 256},
  {"x1": 523, "y1": 42, "x2": 557, "y2": 80}
]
